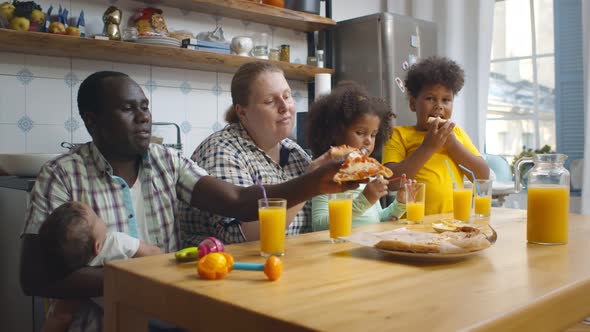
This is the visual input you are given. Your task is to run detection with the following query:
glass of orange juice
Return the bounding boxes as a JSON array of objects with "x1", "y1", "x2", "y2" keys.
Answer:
[
  {"x1": 453, "y1": 182, "x2": 473, "y2": 222},
  {"x1": 328, "y1": 193, "x2": 353, "y2": 243},
  {"x1": 473, "y1": 179, "x2": 493, "y2": 218},
  {"x1": 404, "y1": 182, "x2": 426, "y2": 224},
  {"x1": 258, "y1": 198, "x2": 286, "y2": 257}
]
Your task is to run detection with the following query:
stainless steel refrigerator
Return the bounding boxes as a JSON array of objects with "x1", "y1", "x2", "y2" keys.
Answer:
[{"x1": 333, "y1": 12, "x2": 437, "y2": 129}]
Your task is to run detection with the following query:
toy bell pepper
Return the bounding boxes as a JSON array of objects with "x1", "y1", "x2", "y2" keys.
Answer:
[{"x1": 197, "y1": 252, "x2": 234, "y2": 280}]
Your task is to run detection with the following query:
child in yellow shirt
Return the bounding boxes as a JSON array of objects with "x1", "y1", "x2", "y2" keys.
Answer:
[{"x1": 382, "y1": 56, "x2": 489, "y2": 215}]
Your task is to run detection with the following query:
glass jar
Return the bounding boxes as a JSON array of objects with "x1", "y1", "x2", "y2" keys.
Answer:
[
  {"x1": 316, "y1": 49, "x2": 324, "y2": 68},
  {"x1": 252, "y1": 32, "x2": 269, "y2": 59},
  {"x1": 269, "y1": 48, "x2": 280, "y2": 61},
  {"x1": 122, "y1": 27, "x2": 139, "y2": 41},
  {"x1": 514, "y1": 154, "x2": 570, "y2": 245},
  {"x1": 279, "y1": 44, "x2": 290, "y2": 62}
]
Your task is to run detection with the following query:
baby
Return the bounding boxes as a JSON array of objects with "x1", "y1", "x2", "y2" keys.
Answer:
[{"x1": 39, "y1": 201, "x2": 161, "y2": 332}]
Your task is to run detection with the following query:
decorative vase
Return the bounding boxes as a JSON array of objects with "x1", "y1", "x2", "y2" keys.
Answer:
[{"x1": 231, "y1": 36, "x2": 253, "y2": 56}]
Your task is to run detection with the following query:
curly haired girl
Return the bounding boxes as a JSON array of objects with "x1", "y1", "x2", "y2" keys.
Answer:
[{"x1": 306, "y1": 81, "x2": 411, "y2": 229}]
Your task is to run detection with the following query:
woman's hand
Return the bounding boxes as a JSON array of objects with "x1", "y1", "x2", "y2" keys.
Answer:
[{"x1": 362, "y1": 175, "x2": 389, "y2": 205}]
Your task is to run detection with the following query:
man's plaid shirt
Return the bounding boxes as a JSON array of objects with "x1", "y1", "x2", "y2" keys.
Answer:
[{"x1": 23, "y1": 142, "x2": 207, "y2": 253}]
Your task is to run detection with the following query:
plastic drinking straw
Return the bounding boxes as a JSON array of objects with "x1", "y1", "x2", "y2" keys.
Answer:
[
  {"x1": 388, "y1": 176, "x2": 402, "y2": 183},
  {"x1": 407, "y1": 182, "x2": 416, "y2": 203},
  {"x1": 458, "y1": 164, "x2": 481, "y2": 196},
  {"x1": 253, "y1": 176, "x2": 268, "y2": 207},
  {"x1": 445, "y1": 160, "x2": 457, "y2": 187}
]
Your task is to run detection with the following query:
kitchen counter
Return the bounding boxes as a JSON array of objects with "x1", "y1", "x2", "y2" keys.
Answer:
[{"x1": 0, "y1": 176, "x2": 36, "y2": 192}]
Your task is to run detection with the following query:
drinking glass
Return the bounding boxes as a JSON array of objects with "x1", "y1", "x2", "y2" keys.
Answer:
[
  {"x1": 453, "y1": 182, "x2": 473, "y2": 222},
  {"x1": 258, "y1": 198, "x2": 286, "y2": 256},
  {"x1": 405, "y1": 182, "x2": 426, "y2": 224},
  {"x1": 328, "y1": 193, "x2": 353, "y2": 243},
  {"x1": 473, "y1": 179, "x2": 493, "y2": 218}
]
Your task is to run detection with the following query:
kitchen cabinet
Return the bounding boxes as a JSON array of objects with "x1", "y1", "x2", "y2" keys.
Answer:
[{"x1": 0, "y1": 1, "x2": 336, "y2": 80}]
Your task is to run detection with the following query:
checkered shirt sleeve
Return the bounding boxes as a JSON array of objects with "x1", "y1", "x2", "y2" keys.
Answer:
[{"x1": 23, "y1": 143, "x2": 207, "y2": 253}]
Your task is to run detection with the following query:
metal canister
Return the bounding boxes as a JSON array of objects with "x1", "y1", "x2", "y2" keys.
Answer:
[{"x1": 279, "y1": 44, "x2": 290, "y2": 62}]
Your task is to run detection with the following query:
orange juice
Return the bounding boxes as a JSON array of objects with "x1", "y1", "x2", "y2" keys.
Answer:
[
  {"x1": 527, "y1": 185, "x2": 569, "y2": 244},
  {"x1": 453, "y1": 188, "x2": 472, "y2": 222},
  {"x1": 328, "y1": 198, "x2": 353, "y2": 241},
  {"x1": 259, "y1": 206, "x2": 286, "y2": 255},
  {"x1": 406, "y1": 202, "x2": 425, "y2": 223},
  {"x1": 474, "y1": 196, "x2": 492, "y2": 216}
]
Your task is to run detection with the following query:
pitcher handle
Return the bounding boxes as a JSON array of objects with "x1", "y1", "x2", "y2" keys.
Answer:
[{"x1": 513, "y1": 157, "x2": 534, "y2": 193}]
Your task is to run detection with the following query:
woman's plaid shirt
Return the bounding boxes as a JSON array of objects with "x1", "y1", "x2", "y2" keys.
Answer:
[{"x1": 180, "y1": 123, "x2": 312, "y2": 246}]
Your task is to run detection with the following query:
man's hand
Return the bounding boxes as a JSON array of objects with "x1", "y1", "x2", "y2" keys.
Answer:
[
  {"x1": 305, "y1": 150, "x2": 335, "y2": 174},
  {"x1": 307, "y1": 155, "x2": 364, "y2": 194},
  {"x1": 42, "y1": 299, "x2": 81, "y2": 332}
]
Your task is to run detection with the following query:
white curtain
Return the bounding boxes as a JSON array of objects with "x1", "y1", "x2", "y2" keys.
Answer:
[
  {"x1": 386, "y1": 0, "x2": 494, "y2": 152},
  {"x1": 581, "y1": 1, "x2": 590, "y2": 214}
]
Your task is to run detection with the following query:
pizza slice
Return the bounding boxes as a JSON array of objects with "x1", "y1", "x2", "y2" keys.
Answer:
[
  {"x1": 330, "y1": 145, "x2": 393, "y2": 183},
  {"x1": 330, "y1": 144, "x2": 358, "y2": 158},
  {"x1": 374, "y1": 228, "x2": 490, "y2": 254}
]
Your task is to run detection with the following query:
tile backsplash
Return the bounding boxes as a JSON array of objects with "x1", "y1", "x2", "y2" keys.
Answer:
[{"x1": 0, "y1": 0, "x2": 310, "y2": 158}]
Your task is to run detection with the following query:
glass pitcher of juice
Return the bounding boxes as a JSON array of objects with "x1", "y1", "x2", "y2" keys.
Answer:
[{"x1": 514, "y1": 154, "x2": 570, "y2": 245}]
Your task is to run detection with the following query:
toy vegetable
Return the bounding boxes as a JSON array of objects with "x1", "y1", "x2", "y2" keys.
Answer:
[
  {"x1": 174, "y1": 237, "x2": 224, "y2": 262},
  {"x1": 197, "y1": 253, "x2": 282, "y2": 281},
  {"x1": 197, "y1": 252, "x2": 234, "y2": 280},
  {"x1": 198, "y1": 237, "x2": 225, "y2": 259},
  {"x1": 174, "y1": 247, "x2": 199, "y2": 262}
]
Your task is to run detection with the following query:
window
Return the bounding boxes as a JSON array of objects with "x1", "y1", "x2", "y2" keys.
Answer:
[{"x1": 486, "y1": 0, "x2": 555, "y2": 161}]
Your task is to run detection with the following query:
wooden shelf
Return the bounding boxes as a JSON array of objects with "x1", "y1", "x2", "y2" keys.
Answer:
[
  {"x1": 0, "y1": 29, "x2": 333, "y2": 81},
  {"x1": 140, "y1": 0, "x2": 336, "y2": 32}
]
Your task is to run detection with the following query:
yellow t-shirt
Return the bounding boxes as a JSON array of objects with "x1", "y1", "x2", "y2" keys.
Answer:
[{"x1": 382, "y1": 126, "x2": 481, "y2": 215}]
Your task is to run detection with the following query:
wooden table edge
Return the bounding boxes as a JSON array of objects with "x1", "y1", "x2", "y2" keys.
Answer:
[
  {"x1": 463, "y1": 277, "x2": 590, "y2": 331},
  {"x1": 104, "y1": 261, "x2": 314, "y2": 332}
]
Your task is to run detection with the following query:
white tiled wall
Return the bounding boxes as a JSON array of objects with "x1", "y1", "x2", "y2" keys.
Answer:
[{"x1": 0, "y1": 0, "x2": 310, "y2": 158}]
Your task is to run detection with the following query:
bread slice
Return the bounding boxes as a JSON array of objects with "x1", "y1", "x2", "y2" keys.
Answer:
[{"x1": 427, "y1": 116, "x2": 448, "y2": 126}]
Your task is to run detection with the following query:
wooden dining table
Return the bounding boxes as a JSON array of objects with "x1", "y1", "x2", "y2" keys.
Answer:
[{"x1": 104, "y1": 208, "x2": 590, "y2": 331}]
